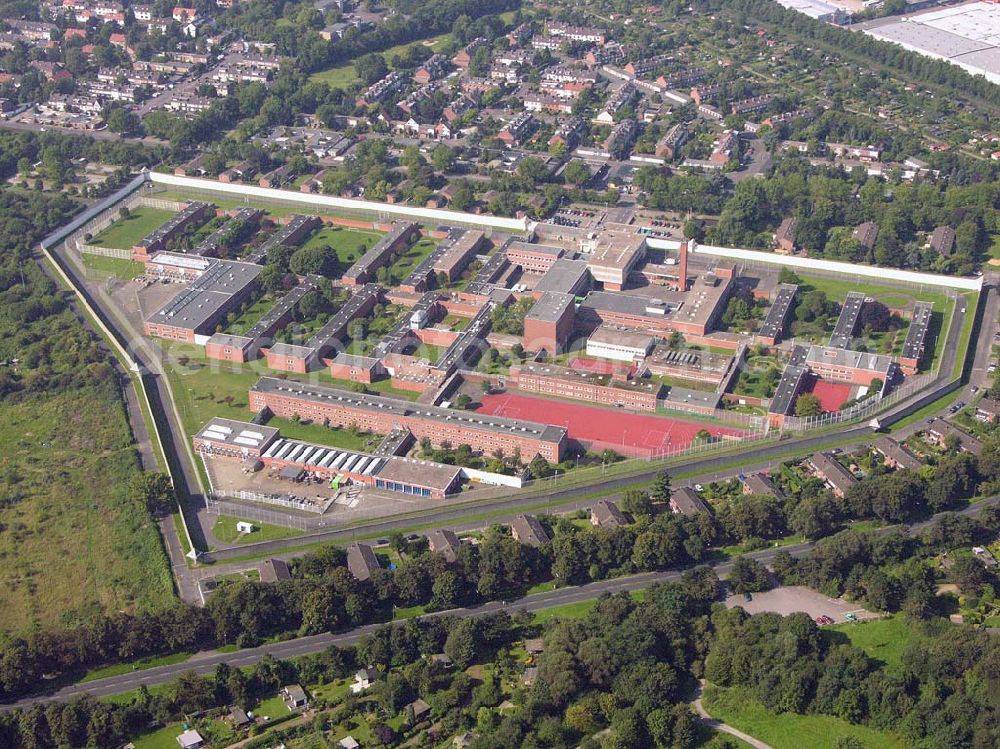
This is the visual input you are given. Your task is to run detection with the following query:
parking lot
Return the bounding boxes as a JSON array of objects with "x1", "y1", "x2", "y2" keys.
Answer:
[{"x1": 724, "y1": 585, "x2": 880, "y2": 624}]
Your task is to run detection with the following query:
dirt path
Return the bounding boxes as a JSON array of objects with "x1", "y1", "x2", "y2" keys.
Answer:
[{"x1": 691, "y1": 681, "x2": 774, "y2": 749}]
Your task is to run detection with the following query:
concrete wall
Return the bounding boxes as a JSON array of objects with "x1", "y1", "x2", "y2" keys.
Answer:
[
  {"x1": 149, "y1": 173, "x2": 530, "y2": 232},
  {"x1": 644, "y1": 237, "x2": 982, "y2": 292}
]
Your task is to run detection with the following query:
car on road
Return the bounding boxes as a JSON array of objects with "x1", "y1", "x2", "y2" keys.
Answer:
[
  {"x1": 743, "y1": 592, "x2": 753, "y2": 602},
  {"x1": 694, "y1": 484, "x2": 704, "y2": 492}
]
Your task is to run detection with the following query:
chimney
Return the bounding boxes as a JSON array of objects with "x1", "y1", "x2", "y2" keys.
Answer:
[{"x1": 678, "y1": 240, "x2": 689, "y2": 292}]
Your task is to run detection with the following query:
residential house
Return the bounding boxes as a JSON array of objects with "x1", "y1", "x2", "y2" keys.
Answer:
[
  {"x1": 591, "y1": 499, "x2": 628, "y2": 527},
  {"x1": 510, "y1": 514, "x2": 550, "y2": 547},
  {"x1": 346, "y1": 542, "x2": 380, "y2": 581},
  {"x1": 670, "y1": 486, "x2": 709, "y2": 515}
]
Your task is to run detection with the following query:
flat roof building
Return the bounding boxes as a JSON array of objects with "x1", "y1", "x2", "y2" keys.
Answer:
[
  {"x1": 249, "y1": 377, "x2": 566, "y2": 462},
  {"x1": 144, "y1": 259, "x2": 262, "y2": 344},
  {"x1": 524, "y1": 292, "x2": 576, "y2": 355},
  {"x1": 829, "y1": 291, "x2": 867, "y2": 349},
  {"x1": 758, "y1": 284, "x2": 797, "y2": 346},
  {"x1": 900, "y1": 301, "x2": 933, "y2": 375},
  {"x1": 584, "y1": 232, "x2": 647, "y2": 290},
  {"x1": 533, "y1": 258, "x2": 591, "y2": 296},
  {"x1": 586, "y1": 325, "x2": 655, "y2": 361},
  {"x1": 805, "y1": 345, "x2": 894, "y2": 386}
]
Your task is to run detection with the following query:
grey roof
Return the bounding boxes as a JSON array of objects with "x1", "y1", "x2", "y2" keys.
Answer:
[
  {"x1": 873, "y1": 436, "x2": 922, "y2": 471},
  {"x1": 525, "y1": 292, "x2": 575, "y2": 323},
  {"x1": 759, "y1": 283, "x2": 797, "y2": 342},
  {"x1": 930, "y1": 226, "x2": 956, "y2": 256},
  {"x1": 769, "y1": 358, "x2": 808, "y2": 416},
  {"x1": 306, "y1": 283, "x2": 381, "y2": 355},
  {"x1": 670, "y1": 486, "x2": 709, "y2": 514},
  {"x1": 346, "y1": 542, "x2": 380, "y2": 581},
  {"x1": 591, "y1": 499, "x2": 628, "y2": 526},
  {"x1": 533, "y1": 258, "x2": 591, "y2": 295},
  {"x1": 742, "y1": 473, "x2": 782, "y2": 497},
  {"x1": 829, "y1": 291, "x2": 866, "y2": 349},
  {"x1": 510, "y1": 514, "x2": 550, "y2": 547},
  {"x1": 901, "y1": 301, "x2": 933, "y2": 363},
  {"x1": 252, "y1": 376, "x2": 567, "y2": 445},
  {"x1": 926, "y1": 418, "x2": 983, "y2": 455},
  {"x1": 259, "y1": 558, "x2": 292, "y2": 583},
  {"x1": 344, "y1": 221, "x2": 417, "y2": 281},
  {"x1": 245, "y1": 214, "x2": 322, "y2": 264},
  {"x1": 806, "y1": 345, "x2": 894, "y2": 375},
  {"x1": 808, "y1": 452, "x2": 857, "y2": 493},
  {"x1": 145, "y1": 259, "x2": 261, "y2": 334},
  {"x1": 427, "y1": 528, "x2": 461, "y2": 562}
]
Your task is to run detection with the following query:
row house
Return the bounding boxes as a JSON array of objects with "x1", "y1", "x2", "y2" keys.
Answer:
[
  {"x1": 497, "y1": 111, "x2": 536, "y2": 146},
  {"x1": 709, "y1": 130, "x2": 738, "y2": 164},
  {"x1": 494, "y1": 49, "x2": 532, "y2": 68},
  {"x1": 624, "y1": 53, "x2": 672, "y2": 78},
  {"x1": 452, "y1": 37, "x2": 487, "y2": 68},
  {"x1": 530, "y1": 34, "x2": 562, "y2": 51},
  {"x1": 605, "y1": 119, "x2": 637, "y2": 159},
  {"x1": 10, "y1": 20, "x2": 57, "y2": 41},
  {"x1": 655, "y1": 122, "x2": 688, "y2": 159},
  {"x1": 488, "y1": 64, "x2": 519, "y2": 85},
  {"x1": 731, "y1": 94, "x2": 774, "y2": 116},
  {"x1": 540, "y1": 80, "x2": 591, "y2": 100},
  {"x1": 396, "y1": 81, "x2": 441, "y2": 115},
  {"x1": 545, "y1": 22, "x2": 606, "y2": 44},
  {"x1": 541, "y1": 65, "x2": 597, "y2": 85},
  {"x1": 548, "y1": 117, "x2": 585, "y2": 150},
  {"x1": 413, "y1": 53, "x2": 450, "y2": 85},
  {"x1": 523, "y1": 94, "x2": 573, "y2": 115},
  {"x1": 507, "y1": 21, "x2": 532, "y2": 48},
  {"x1": 595, "y1": 81, "x2": 636, "y2": 124},
  {"x1": 442, "y1": 94, "x2": 477, "y2": 123},
  {"x1": 688, "y1": 82, "x2": 720, "y2": 105},
  {"x1": 657, "y1": 67, "x2": 706, "y2": 90},
  {"x1": 584, "y1": 42, "x2": 626, "y2": 67},
  {"x1": 356, "y1": 70, "x2": 405, "y2": 106}
]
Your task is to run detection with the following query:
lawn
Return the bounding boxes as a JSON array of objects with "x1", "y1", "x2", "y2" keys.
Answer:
[
  {"x1": 224, "y1": 294, "x2": 277, "y2": 336},
  {"x1": 301, "y1": 226, "x2": 384, "y2": 267},
  {"x1": 0, "y1": 388, "x2": 174, "y2": 636},
  {"x1": 702, "y1": 685, "x2": 906, "y2": 749},
  {"x1": 268, "y1": 416, "x2": 384, "y2": 451},
  {"x1": 385, "y1": 237, "x2": 439, "y2": 286},
  {"x1": 90, "y1": 206, "x2": 175, "y2": 249},
  {"x1": 212, "y1": 515, "x2": 304, "y2": 545},
  {"x1": 309, "y1": 32, "x2": 452, "y2": 88},
  {"x1": 81, "y1": 253, "x2": 145, "y2": 279},
  {"x1": 823, "y1": 614, "x2": 919, "y2": 670}
]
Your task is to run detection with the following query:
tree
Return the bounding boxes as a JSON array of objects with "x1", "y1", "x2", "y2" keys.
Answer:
[
  {"x1": 431, "y1": 143, "x2": 455, "y2": 172},
  {"x1": 355, "y1": 53, "x2": 388, "y2": 85},
  {"x1": 444, "y1": 618, "x2": 479, "y2": 669},
  {"x1": 621, "y1": 489, "x2": 653, "y2": 518},
  {"x1": 795, "y1": 393, "x2": 823, "y2": 417},
  {"x1": 650, "y1": 470, "x2": 672, "y2": 504},
  {"x1": 564, "y1": 159, "x2": 592, "y2": 187},
  {"x1": 728, "y1": 556, "x2": 772, "y2": 593},
  {"x1": 128, "y1": 472, "x2": 175, "y2": 516}
]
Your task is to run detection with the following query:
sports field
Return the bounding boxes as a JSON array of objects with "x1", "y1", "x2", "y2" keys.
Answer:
[
  {"x1": 807, "y1": 378, "x2": 854, "y2": 413},
  {"x1": 476, "y1": 392, "x2": 745, "y2": 456}
]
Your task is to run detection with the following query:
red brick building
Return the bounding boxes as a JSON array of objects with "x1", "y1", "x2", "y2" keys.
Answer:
[{"x1": 249, "y1": 377, "x2": 566, "y2": 462}]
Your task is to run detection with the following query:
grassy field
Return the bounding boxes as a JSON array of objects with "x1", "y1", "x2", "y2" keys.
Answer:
[
  {"x1": 824, "y1": 615, "x2": 919, "y2": 670},
  {"x1": 385, "y1": 237, "x2": 438, "y2": 285},
  {"x1": 224, "y1": 294, "x2": 276, "y2": 336},
  {"x1": 212, "y1": 515, "x2": 304, "y2": 545},
  {"x1": 271, "y1": 417, "x2": 383, "y2": 451},
  {"x1": 702, "y1": 685, "x2": 906, "y2": 749},
  {"x1": 0, "y1": 388, "x2": 174, "y2": 635},
  {"x1": 309, "y1": 32, "x2": 452, "y2": 87},
  {"x1": 81, "y1": 253, "x2": 145, "y2": 279},
  {"x1": 90, "y1": 206, "x2": 175, "y2": 249},
  {"x1": 300, "y1": 226, "x2": 383, "y2": 267}
]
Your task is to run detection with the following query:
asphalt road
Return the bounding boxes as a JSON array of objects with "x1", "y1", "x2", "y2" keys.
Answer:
[{"x1": 8, "y1": 493, "x2": 999, "y2": 711}]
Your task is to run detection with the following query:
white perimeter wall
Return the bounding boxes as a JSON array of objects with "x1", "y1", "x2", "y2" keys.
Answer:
[
  {"x1": 644, "y1": 237, "x2": 982, "y2": 291},
  {"x1": 150, "y1": 173, "x2": 531, "y2": 232}
]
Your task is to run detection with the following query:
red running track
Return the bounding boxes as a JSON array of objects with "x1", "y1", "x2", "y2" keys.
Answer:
[
  {"x1": 477, "y1": 392, "x2": 746, "y2": 453},
  {"x1": 808, "y1": 379, "x2": 854, "y2": 413}
]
